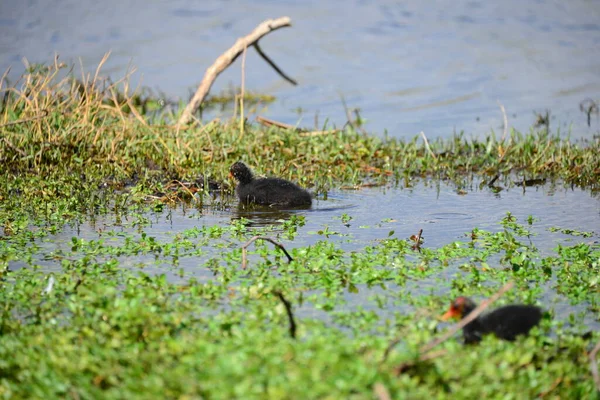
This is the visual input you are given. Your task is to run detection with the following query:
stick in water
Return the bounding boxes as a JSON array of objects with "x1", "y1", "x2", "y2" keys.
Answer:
[{"x1": 241, "y1": 235, "x2": 293, "y2": 270}]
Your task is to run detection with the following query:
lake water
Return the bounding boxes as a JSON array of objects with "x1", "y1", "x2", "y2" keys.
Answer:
[
  {"x1": 46, "y1": 181, "x2": 600, "y2": 260},
  {"x1": 1, "y1": 0, "x2": 599, "y2": 139}
]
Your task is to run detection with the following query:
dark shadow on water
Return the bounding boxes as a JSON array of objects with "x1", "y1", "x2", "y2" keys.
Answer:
[
  {"x1": 231, "y1": 198, "x2": 359, "y2": 226},
  {"x1": 232, "y1": 204, "x2": 310, "y2": 227}
]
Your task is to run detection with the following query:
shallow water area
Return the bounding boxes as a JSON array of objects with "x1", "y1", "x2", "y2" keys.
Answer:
[
  {"x1": 36, "y1": 180, "x2": 600, "y2": 256},
  {"x1": 18, "y1": 180, "x2": 600, "y2": 330}
]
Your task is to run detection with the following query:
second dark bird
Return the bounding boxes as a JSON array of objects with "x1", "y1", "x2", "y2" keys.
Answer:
[{"x1": 442, "y1": 296, "x2": 543, "y2": 344}]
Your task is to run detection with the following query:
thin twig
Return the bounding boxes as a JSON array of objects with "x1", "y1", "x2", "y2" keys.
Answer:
[
  {"x1": 273, "y1": 290, "x2": 296, "y2": 339},
  {"x1": 177, "y1": 17, "x2": 293, "y2": 127},
  {"x1": 420, "y1": 131, "x2": 437, "y2": 160},
  {"x1": 256, "y1": 115, "x2": 339, "y2": 136},
  {"x1": 487, "y1": 174, "x2": 500, "y2": 188},
  {"x1": 590, "y1": 339, "x2": 600, "y2": 393},
  {"x1": 2, "y1": 137, "x2": 26, "y2": 157},
  {"x1": 241, "y1": 235, "x2": 293, "y2": 270},
  {"x1": 0, "y1": 109, "x2": 49, "y2": 128},
  {"x1": 580, "y1": 99, "x2": 598, "y2": 127},
  {"x1": 256, "y1": 115, "x2": 296, "y2": 130},
  {"x1": 373, "y1": 382, "x2": 392, "y2": 400},
  {"x1": 240, "y1": 44, "x2": 247, "y2": 136},
  {"x1": 170, "y1": 180, "x2": 201, "y2": 203},
  {"x1": 254, "y1": 42, "x2": 297, "y2": 86}
]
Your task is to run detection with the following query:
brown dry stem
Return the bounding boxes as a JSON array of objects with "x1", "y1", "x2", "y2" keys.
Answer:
[
  {"x1": 273, "y1": 291, "x2": 297, "y2": 339},
  {"x1": 177, "y1": 17, "x2": 294, "y2": 128},
  {"x1": 256, "y1": 115, "x2": 338, "y2": 136}
]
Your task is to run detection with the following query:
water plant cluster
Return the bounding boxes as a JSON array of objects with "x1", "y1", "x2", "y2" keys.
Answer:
[{"x1": 1, "y1": 62, "x2": 599, "y2": 398}]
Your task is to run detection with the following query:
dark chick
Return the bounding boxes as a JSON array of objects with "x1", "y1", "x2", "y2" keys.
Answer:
[
  {"x1": 442, "y1": 296, "x2": 543, "y2": 344},
  {"x1": 229, "y1": 162, "x2": 312, "y2": 207}
]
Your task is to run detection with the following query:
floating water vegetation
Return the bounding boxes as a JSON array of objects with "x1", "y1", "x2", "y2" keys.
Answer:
[{"x1": 0, "y1": 61, "x2": 599, "y2": 398}]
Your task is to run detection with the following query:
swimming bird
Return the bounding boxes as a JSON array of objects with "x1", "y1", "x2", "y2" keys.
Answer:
[{"x1": 229, "y1": 161, "x2": 312, "y2": 207}]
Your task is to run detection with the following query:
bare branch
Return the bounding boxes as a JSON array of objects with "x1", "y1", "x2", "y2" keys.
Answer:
[
  {"x1": 487, "y1": 174, "x2": 500, "y2": 188},
  {"x1": 256, "y1": 115, "x2": 338, "y2": 136},
  {"x1": 177, "y1": 17, "x2": 293, "y2": 127},
  {"x1": 273, "y1": 290, "x2": 296, "y2": 339},
  {"x1": 2, "y1": 137, "x2": 26, "y2": 157},
  {"x1": 239, "y1": 44, "x2": 247, "y2": 136},
  {"x1": 254, "y1": 42, "x2": 297, "y2": 86},
  {"x1": 0, "y1": 109, "x2": 49, "y2": 128},
  {"x1": 241, "y1": 235, "x2": 293, "y2": 270},
  {"x1": 256, "y1": 115, "x2": 296, "y2": 130}
]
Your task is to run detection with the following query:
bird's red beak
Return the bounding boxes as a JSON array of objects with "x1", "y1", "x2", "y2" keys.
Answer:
[{"x1": 441, "y1": 307, "x2": 460, "y2": 321}]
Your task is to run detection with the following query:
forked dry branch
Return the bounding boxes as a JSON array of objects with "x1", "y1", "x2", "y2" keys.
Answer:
[{"x1": 176, "y1": 17, "x2": 295, "y2": 128}]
